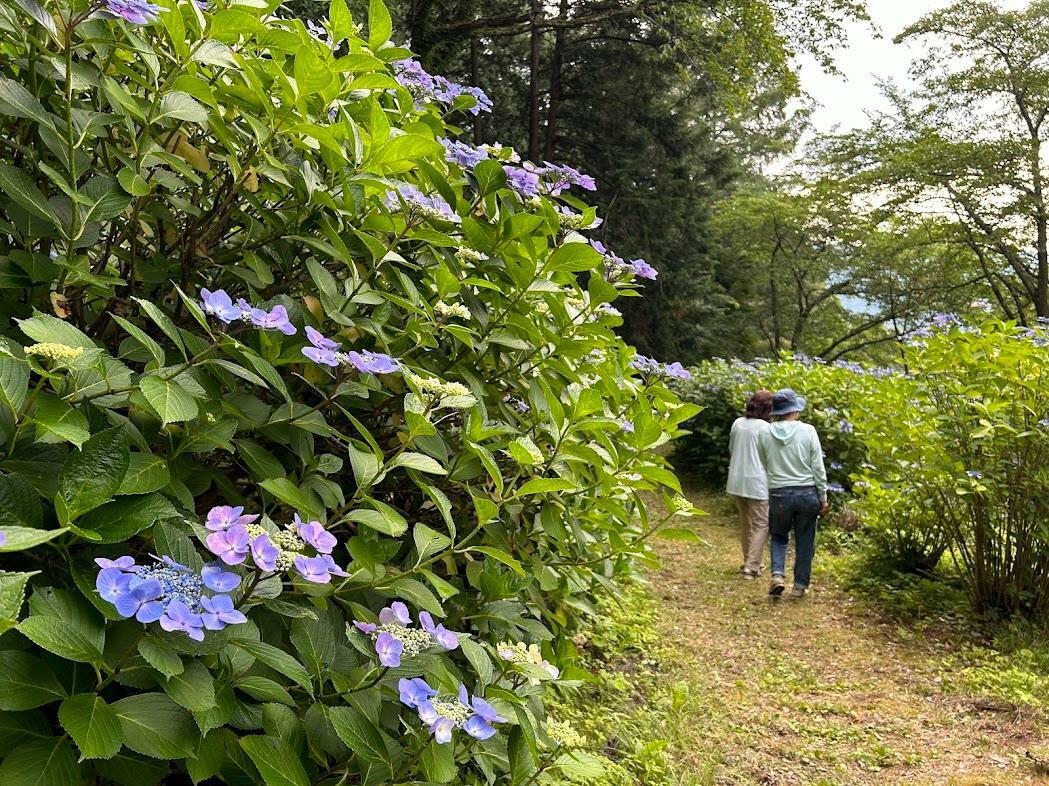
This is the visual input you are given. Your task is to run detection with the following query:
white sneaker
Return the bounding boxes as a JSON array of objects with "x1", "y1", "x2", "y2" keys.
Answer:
[
  {"x1": 791, "y1": 585, "x2": 807, "y2": 599},
  {"x1": 742, "y1": 569, "x2": 758, "y2": 580}
]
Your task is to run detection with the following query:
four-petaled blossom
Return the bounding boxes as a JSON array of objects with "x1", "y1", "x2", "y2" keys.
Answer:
[
  {"x1": 105, "y1": 0, "x2": 161, "y2": 24},
  {"x1": 295, "y1": 514, "x2": 336, "y2": 554},
  {"x1": 248, "y1": 304, "x2": 296, "y2": 335},
  {"x1": 200, "y1": 289, "x2": 242, "y2": 323},
  {"x1": 200, "y1": 594, "x2": 248, "y2": 630},
  {"x1": 302, "y1": 326, "x2": 341, "y2": 367},
  {"x1": 159, "y1": 599, "x2": 205, "y2": 641},
  {"x1": 250, "y1": 534, "x2": 280, "y2": 572},
  {"x1": 375, "y1": 631, "x2": 404, "y2": 667},
  {"x1": 206, "y1": 505, "x2": 258, "y2": 531},
  {"x1": 420, "y1": 611, "x2": 459, "y2": 650},
  {"x1": 346, "y1": 350, "x2": 400, "y2": 375},
  {"x1": 379, "y1": 601, "x2": 411, "y2": 626},
  {"x1": 292, "y1": 554, "x2": 349, "y2": 584},
  {"x1": 206, "y1": 524, "x2": 250, "y2": 565},
  {"x1": 201, "y1": 563, "x2": 240, "y2": 592},
  {"x1": 399, "y1": 678, "x2": 438, "y2": 708}
]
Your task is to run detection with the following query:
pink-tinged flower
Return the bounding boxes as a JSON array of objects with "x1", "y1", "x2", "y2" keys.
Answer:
[
  {"x1": 200, "y1": 288, "x2": 243, "y2": 323},
  {"x1": 302, "y1": 326, "x2": 341, "y2": 367},
  {"x1": 205, "y1": 524, "x2": 250, "y2": 565},
  {"x1": 200, "y1": 595, "x2": 247, "y2": 630},
  {"x1": 248, "y1": 305, "x2": 296, "y2": 335},
  {"x1": 205, "y1": 505, "x2": 258, "y2": 532},
  {"x1": 345, "y1": 350, "x2": 400, "y2": 374},
  {"x1": 159, "y1": 599, "x2": 204, "y2": 641},
  {"x1": 104, "y1": 0, "x2": 161, "y2": 24},
  {"x1": 293, "y1": 554, "x2": 349, "y2": 583},
  {"x1": 375, "y1": 631, "x2": 403, "y2": 667},
  {"x1": 250, "y1": 534, "x2": 280, "y2": 572},
  {"x1": 419, "y1": 611, "x2": 459, "y2": 650},
  {"x1": 294, "y1": 514, "x2": 336, "y2": 554},
  {"x1": 379, "y1": 601, "x2": 411, "y2": 626}
]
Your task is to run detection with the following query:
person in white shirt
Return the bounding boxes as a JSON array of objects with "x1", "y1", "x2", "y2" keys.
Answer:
[{"x1": 726, "y1": 390, "x2": 773, "y2": 579}]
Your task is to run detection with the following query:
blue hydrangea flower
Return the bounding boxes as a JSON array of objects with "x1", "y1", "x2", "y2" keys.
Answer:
[
  {"x1": 503, "y1": 165, "x2": 540, "y2": 198},
  {"x1": 95, "y1": 556, "x2": 242, "y2": 640},
  {"x1": 302, "y1": 326, "x2": 341, "y2": 367},
  {"x1": 440, "y1": 138, "x2": 489, "y2": 169},
  {"x1": 353, "y1": 602, "x2": 460, "y2": 667},
  {"x1": 827, "y1": 483, "x2": 845, "y2": 493},
  {"x1": 399, "y1": 677, "x2": 437, "y2": 708},
  {"x1": 345, "y1": 350, "x2": 400, "y2": 375},
  {"x1": 292, "y1": 554, "x2": 349, "y2": 584},
  {"x1": 408, "y1": 684, "x2": 506, "y2": 744},
  {"x1": 105, "y1": 0, "x2": 161, "y2": 24},
  {"x1": 205, "y1": 505, "x2": 259, "y2": 531},
  {"x1": 385, "y1": 183, "x2": 460, "y2": 224},
  {"x1": 200, "y1": 594, "x2": 247, "y2": 630},
  {"x1": 295, "y1": 514, "x2": 336, "y2": 554},
  {"x1": 537, "y1": 162, "x2": 596, "y2": 194},
  {"x1": 628, "y1": 258, "x2": 658, "y2": 280},
  {"x1": 247, "y1": 304, "x2": 296, "y2": 335},
  {"x1": 200, "y1": 289, "x2": 243, "y2": 323}
]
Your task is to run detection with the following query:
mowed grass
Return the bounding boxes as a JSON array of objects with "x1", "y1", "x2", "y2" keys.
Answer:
[{"x1": 643, "y1": 488, "x2": 1049, "y2": 786}]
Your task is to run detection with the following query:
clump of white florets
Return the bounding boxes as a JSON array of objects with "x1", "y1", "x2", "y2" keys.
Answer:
[
  {"x1": 434, "y1": 301, "x2": 471, "y2": 320},
  {"x1": 25, "y1": 342, "x2": 84, "y2": 362},
  {"x1": 496, "y1": 640, "x2": 560, "y2": 684}
]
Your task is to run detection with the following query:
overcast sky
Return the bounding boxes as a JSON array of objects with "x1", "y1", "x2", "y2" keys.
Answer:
[{"x1": 798, "y1": 0, "x2": 1030, "y2": 135}]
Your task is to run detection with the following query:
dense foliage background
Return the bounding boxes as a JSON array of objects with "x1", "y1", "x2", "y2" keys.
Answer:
[{"x1": 0, "y1": 0, "x2": 703, "y2": 783}]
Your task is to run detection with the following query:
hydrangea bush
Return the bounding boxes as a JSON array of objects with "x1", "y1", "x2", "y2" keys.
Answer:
[{"x1": 0, "y1": 0, "x2": 699, "y2": 782}]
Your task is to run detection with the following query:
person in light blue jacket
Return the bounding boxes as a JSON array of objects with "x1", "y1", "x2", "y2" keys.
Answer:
[{"x1": 758, "y1": 388, "x2": 828, "y2": 598}]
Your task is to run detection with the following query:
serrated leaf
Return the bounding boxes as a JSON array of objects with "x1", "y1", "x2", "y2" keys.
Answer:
[
  {"x1": 0, "y1": 525, "x2": 65, "y2": 552},
  {"x1": 111, "y1": 693, "x2": 198, "y2": 760},
  {"x1": 117, "y1": 453, "x2": 170, "y2": 495},
  {"x1": 140, "y1": 375, "x2": 198, "y2": 425},
  {"x1": 59, "y1": 694, "x2": 122, "y2": 761},
  {"x1": 0, "y1": 737, "x2": 79, "y2": 785},
  {"x1": 138, "y1": 637, "x2": 183, "y2": 678},
  {"x1": 32, "y1": 393, "x2": 89, "y2": 447},
  {"x1": 0, "y1": 650, "x2": 66, "y2": 710},
  {"x1": 230, "y1": 639, "x2": 314, "y2": 696}
]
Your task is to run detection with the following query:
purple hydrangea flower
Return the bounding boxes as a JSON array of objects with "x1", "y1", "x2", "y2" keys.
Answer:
[
  {"x1": 200, "y1": 289, "x2": 243, "y2": 323},
  {"x1": 354, "y1": 620, "x2": 378, "y2": 635},
  {"x1": 440, "y1": 138, "x2": 489, "y2": 169},
  {"x1": 385, "y1": 183, "x2": 460, "y2": 223},
  {"x1": 302, "y1": 326, "x2": 341, "y2": 367},
  {"x1": 663, "y1": 362, "x2": 691, "y2": 380},
  {"x1": 205, "y1": 505, "x2": 258, "y2": 532},
  {"x1": 503, "y1": 165, "x2": 540, "y2": 198},
  {"x1": 538, "y1": 162, "x2": 596, "y2": 195},
  {"x1": 94, "y1": 556, "x2": 137, "y2": 570},
  {"x1": 294, "y1": 514, "x2": 336, "y2": 554},
  {"x1": 200, "y1": 563, "x2": 240, "y2": 592},
  {"x1": 105, "y1": 0, "x2": 161, "y2": 24},
  {"x1": 205, "y1": 524, "x2": 250, "y2": 565},
  {"x1": 375, "y1": 631, "x2": 404, "y2": 667},
  {"x1": 628, "y1": 258, "x2": 658, "y2": 280},
  {"x1": 200, "y1": 594, "x2": 247, "y2": 630},
  {"x1": 463, "y1": 715, "x2": 497, "y2": 740},
  {"x1": 345, "y1": 350, "x2": 400, "y2": 375},
  {"x1": 419, "y1": 610, "x2": 459, "y2": 650},
  {"x1": 830, "y1": 461, "x2": 844, "y2": 471},
  {"x1": 292, "y1": 554, "x2": 349, "y2": 584},
  {"x1": 250, "y1": 534, "x2": 280, "y2": 572},
  {"x1": 827, "y1": 483, "x2": 845, "y2": 493},
  {"x1": 248, "y1": 304, "x2": 297, "y2": 336},
  {"x1": 159, "y1": 599, "x2": 204, "y2": 641},
  {"x1": 399, "y1": 677, "x2": 437, "y2": 708},
  {"x1": 379, "y1": 601, "x2": 411, "y2": 626}
]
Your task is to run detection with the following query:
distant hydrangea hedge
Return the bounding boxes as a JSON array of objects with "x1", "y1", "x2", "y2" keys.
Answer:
[{"x1": 0, "y1": 0, "x2": 699, "y2": 783}]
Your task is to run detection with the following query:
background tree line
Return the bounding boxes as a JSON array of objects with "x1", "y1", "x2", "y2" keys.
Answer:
[{"x1": 294, "y1": 0, "x2": 1049, "y2": 363}]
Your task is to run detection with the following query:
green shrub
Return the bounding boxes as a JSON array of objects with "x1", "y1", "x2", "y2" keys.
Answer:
[
  {"x1": 855, "y1": 321, "x2": 1049, "y2": 618},
  {"x1": 0, "y1": 0, "x2": 698, "y2": 782}
]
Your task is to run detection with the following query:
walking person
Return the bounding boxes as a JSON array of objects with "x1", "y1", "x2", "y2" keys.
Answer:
[
  {"x1": 727, "y1": 390, "x2": 773, "y2": 579},
  {"x1": 759, "y1": 388, "x2": 828, "y2": 598}
]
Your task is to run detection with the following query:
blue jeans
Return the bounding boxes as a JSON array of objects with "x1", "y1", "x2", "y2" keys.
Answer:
[{"x1": 768, "y1": 486, "x2": 821, "y2": 588}]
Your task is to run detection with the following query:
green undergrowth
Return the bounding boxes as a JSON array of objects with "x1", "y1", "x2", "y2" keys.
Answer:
[
  {"x1": 551, "y1": 580, "x2": 697, "y2": 786},
  {"x1": 821, "y1": 545, "x2": 1049, "y2": 722}
]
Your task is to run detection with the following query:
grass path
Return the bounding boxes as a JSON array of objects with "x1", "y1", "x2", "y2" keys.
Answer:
[{"x1": 647, "y1": 489, "x2": 1048, "y2": 786}]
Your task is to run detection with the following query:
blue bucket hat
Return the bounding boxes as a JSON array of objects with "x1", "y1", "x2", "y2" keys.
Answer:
[{"x1": 771, "y1": 388, "x2": 806, "y2": 417}]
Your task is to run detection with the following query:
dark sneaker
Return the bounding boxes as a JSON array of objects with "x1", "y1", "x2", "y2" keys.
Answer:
[{"x1": 769, "y1": 575, "x2": 785, "y2": 596}]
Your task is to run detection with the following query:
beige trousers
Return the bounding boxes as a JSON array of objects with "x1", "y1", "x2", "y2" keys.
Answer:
[{"x1": 735, "y1": 496, "x2": 769, "y2": 574}]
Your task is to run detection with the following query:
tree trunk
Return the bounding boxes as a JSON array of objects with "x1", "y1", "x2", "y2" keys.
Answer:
[
  {"x1": 527, "y1": 0, "x2": 542, "y2": 161},
  {"x1": 471, "y1": 38, "x2": 483, "y2": 145},
  {"x1": 1032, "y1": 138, "x2": 1048, "y2": 317},
  {"x1": 543, "y1": 0, "x2": 569, "y2": 160}
]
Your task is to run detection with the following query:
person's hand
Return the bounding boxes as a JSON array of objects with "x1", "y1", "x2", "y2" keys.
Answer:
[{"x1": 819, "y1": 501, "x2": 829, "y2": 516}]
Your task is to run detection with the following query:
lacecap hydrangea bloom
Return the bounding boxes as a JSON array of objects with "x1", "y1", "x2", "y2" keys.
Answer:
[
  {"x1": 496, "y1": 640, "x2": 560, "y2": 684},
  {"x1": 399, "y1": 679, "x2": 507, "y2": 743},
  {"x1": 440, "y1": 138, "x2": 490, "y2": 169},
  {"x1": 24, "y1": 342, "x2": 84, "y2": 362},
  {"x1": 200, "y1": 289, "x2": 296, "y2": 335},
  {"x1": 353, "y1": 601, "x2": 460, "y2": 667},
  {"x1": 95, "y1": 556, "x2": 243, "y2": 641},
  {"x1": 392, "y1": 60, "x2": 492, "y2": 115},
  {"x1": 203, "y1": 505, "x2": 348, "y2": 584},
  {"x1": 630, "y1": 354, "x2": 691, "y2": 380},
  {"x1": 384, "y1": 182, "x2": 460, "y2": 224}
]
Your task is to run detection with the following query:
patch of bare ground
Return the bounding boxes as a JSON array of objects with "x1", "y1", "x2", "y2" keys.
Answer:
[{"x1": 649, "y1": 489, "x2": 1048, "y2": 786}]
